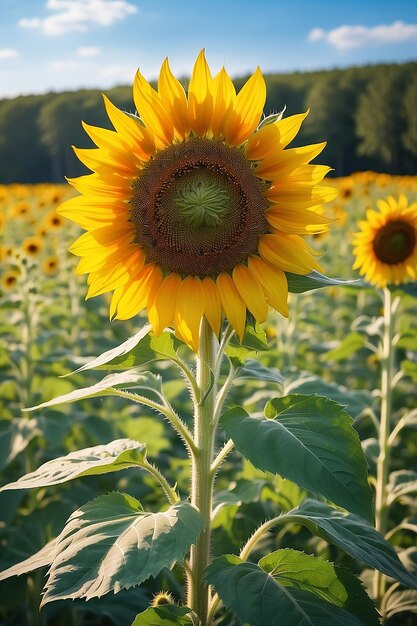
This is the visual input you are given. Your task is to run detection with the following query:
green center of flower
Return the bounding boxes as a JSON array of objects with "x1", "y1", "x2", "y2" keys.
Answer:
[
  {"x1": 130, "y1": 137, "x2": 268, "y2": 276},
  {"x1": 373, "y1": 220, "x2": 416, "y2": 265},
  {"x1": 173, "y1": 172, "x2": 232, "y2": 228}
]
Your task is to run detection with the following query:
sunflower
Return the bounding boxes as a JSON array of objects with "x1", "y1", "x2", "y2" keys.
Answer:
[
  {"x1": 59, "y1": 50, "x2": 336, "y2": 351},
  {"x1": 352, "y1": 194, "x2": 417, "y2": 288},
  {"x1": 1, "y1": 270, "x2": 20, "y2": 291},
  {"x1": 22, "y1": 236, "x2": 43, "y2": 258},
  {"x1": 44, "y1": 210, "x2": 64, "y2": 231},
  {"x1": 42, "y1": 255, "x2": 59, "y2": 275}
]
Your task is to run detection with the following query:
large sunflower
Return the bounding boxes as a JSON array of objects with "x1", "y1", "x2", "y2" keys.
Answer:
[
  {"x1": 59, "y1": 50, "x2": 336, "y2": 351},
  {"x1": 352, "y1": 195, "x2": 417, "y2": 288}
]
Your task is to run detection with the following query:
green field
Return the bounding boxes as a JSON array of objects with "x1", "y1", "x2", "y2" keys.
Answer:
[{"x1": 1, "y1": 173, "x2": 417, "y2": 625}]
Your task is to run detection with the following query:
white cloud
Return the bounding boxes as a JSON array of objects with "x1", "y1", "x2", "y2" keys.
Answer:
[
  {"x1": 50, "y1": 59, "x2": 80, "y2": 70},
  {"x1": 99, "y1": 63, "x2": 137, "y2": 82},
  {"x1": 18, "y1": 0, "x2": 138, "y2": 36},
  {"x1": 308, "y1": 20, "x2": 417, "y2": 50},
  {"x1": 76, "y1": 46, "x2": 101, "y2": 57},
  {"x1": 0, "y1": 48, "x2": 19, "y2": 59},
  {"x1": 308, "y1": 28, "x2": 326, "y2": 43}
]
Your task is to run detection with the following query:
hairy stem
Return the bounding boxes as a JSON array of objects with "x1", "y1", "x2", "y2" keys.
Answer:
[
  {"x1": 373, "y1": 288, "x2": 398, "y2": 603},
  {"x1": 187, "y1": 319, "x2": 218, "y2": 625},
  {"x1": 142, "y1": 459, "x2": 179, "y2": 505}
]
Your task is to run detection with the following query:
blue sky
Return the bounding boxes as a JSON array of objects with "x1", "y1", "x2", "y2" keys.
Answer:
[{"x1": 0, "y1": 0, "x2": 416, "y2": 99}]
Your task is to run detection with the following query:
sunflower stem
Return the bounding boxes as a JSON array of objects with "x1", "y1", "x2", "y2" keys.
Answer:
[
  {"x1": 187, "y1": 318, "x2": 218, "y2": 625},
  {"x1": 111, "y1": 389, "x2": 196, "y2": 454},
  {"x1": 373, "y1": 287, "x2": 399, "y2": 604},
  {"x1": 141, "y1": 459, "x2": 180, "y2": 505}
]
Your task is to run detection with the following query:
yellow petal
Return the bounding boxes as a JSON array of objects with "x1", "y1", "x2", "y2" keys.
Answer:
[
  {"x1": 202, "y1": 276, "x2": 222, "y2": 336},
  {"x1": 103, "y1": 94, "x2": 155, "y2": 157},
  {"x1": 67, "y1": 173, "x2": 131, "y2": 197},
  {"x1": 216, "y1": 272, "x2": 246, "y2": 340},
  {"x1": 148, "y1": 273, "x2": 181, "y2": 336},
  {"x1": 248, "y1": 256, "x2": 289, "y2": 317},
  {"x1": 158, "y1": 58, "x2": 190, "y2": 140},
  {"x1": 81, "y1": 121, "x2": 127, "y2": 152},
  {"x1": 187, "y1": 49, "x2": 214, "y2": 138},
  {"x1": 69, "y1": 226, "x2": 133, "y2": 257},
  {"x1": 86, "y1": 249, "x2": 145, "y2": 298},
  {"x1": 133, "y1": 69, "x2": 174, "y2": 147},
  {"x1": 224, "y1": 67, "x2": 266, "y2": 147},
  {"x1": 211, "y1": 67, "x2": 236, "y2": 139},
  {"x1": 72, "y1": 146, "x2": 139, "y2": 177},
  {"x1": 115, "y1": 263, "x2": 163, "y2": 321},
  {"x1": 267, "y1": 184, "x2": 338, "y2": 206},
  {"x1": 174, "y1": 276, "x2": 204, "y2": 352},
  {"x1": 245, "y1": 111, "x2": 309, "y2": 161},
  {"x1": 58, "y1": 197, "x2": 128, "y2": 230},
  {"x1": 232, "y1": 263, "x2": 268, "y2": 323},
  {"x1": 76, "y1": 242, "x2": 139, "y2": 275},
  {"x1": 258, "y1": 233, "x2": 321, "y2": 274},
  {"x1": 266, "y1": 207, "x2": 331, "y2": 234},
  {"x1": 255, "y1": 142, "x2": 327, "y2": 181},
  {"x1": 280, "y1": 164, "x2": 332, "y2": 185}
]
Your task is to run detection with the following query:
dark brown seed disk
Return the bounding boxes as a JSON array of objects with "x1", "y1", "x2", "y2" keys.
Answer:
[
  {"x1": 373, "y1": 220, "x2": 416, "y2": 265},
  {"x1": 130, "y1": 137, "x2": 269, "y2": 276}
]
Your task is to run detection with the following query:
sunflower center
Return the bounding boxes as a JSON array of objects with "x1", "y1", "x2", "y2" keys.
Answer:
[
  {"x1": 130, "y1": 137, "x2": 268, "y2": 276},
  {"x1": 173, "y1": 171, "x2": 232, "y2": 228},
  {"x1": 373, "y1": 220, "x2": 416, "y2": 265}
]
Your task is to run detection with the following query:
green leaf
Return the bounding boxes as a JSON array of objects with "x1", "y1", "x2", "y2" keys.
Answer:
[
  {"x1": 396, "y1": 332, "x2": 417, "y2": 351},
  {"x1": 24, "y1": 371, "x2": 161, "y2": 412},
  {"x1": 235, "y1": 359, "x2": 284, "y2": 384},
  {"x1": 284, "y1": 374, "x2": 372, "y2": 420},
  {"x1": 229, "y1": 320, "x2": 268, "y2": 351},
  {"x1": 132, "y1": 605, "x2": 195, "y2": 625},
  {"x1": 400, "y1": 359, "x2": 417, "y2": 382},
  {"x1": 286, "y1": 271, "x2": 360, "y2": 294},
  {"x1": 97, "y1": 331, "x2": 181, "y2": 370},
  {"x1": 0, "y1": 439, "x2": 147, "y2": 491},
  {"x1": 259, "y1": 549, "x2": 379, "y2": 625},
  {"x1": 206, "y1": 555, "x2": 367, "y2": 625},
  {"x1": 214, "y1": 479, "x2": 269, "y2": 508},
  {"x1": 389, "y1": 282, "x2": 417, "y2": 298},
  {"x1": 387, "y1": 470, "x2": 417, "y2": 504},
  {"x1": 0, "y1": 539, "x2": 57, "y2": 582},
  {"x1": 42, "y1": 493, "x2": 204, "y2": 605},
  {"x1": 281, "y1": 499, "x2": 417, "y2": 590},
  {"x1": 221, "y1": 395, "x2": 373, "y2": 522},
  {"x1": 66, "y1": 324, "x2": 152, "y2": 374},
  {"x1": 324, "y1": 333, "x2": 366, "y2": 362},
  {"x1": 0, "y1": 418, "x2": 38, "y2": 471}
]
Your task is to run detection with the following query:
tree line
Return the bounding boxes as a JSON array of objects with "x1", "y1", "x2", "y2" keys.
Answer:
[{"x1": 0, "y1": 61, "x2": 416, "y2": 183}]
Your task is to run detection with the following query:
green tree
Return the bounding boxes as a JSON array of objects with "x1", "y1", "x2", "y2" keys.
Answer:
[
  {"x1": 356, "y1": 68, "x2": 407, "y2": 172},
  {"x1": 0, "y1": 96, "x2": 50, "y2": 183},
  {"x1": 304, "y1": 72, "x2": 363, "y2": 175},
  {"x1": 402, "y1": 74, "x2": 417, "y2": 159}
]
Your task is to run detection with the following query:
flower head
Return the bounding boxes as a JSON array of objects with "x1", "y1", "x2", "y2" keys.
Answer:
[
  {"x1": 352, "y1": 194, "x2": 417, "y2": 288},
  {"x1": 59, "y1": 50, "x2": 336, "y2": 350}
]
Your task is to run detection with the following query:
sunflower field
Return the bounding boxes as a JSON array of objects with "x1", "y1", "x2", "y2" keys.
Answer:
[
  {"x1": 1, "y1": 171, "x2": 416, "y2": 625},
  {"x1": 1, "y1": 51, "x2": 417, "y2": 626}
]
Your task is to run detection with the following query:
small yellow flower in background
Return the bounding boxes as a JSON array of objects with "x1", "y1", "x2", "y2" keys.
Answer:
[
  {"x1": 10, "y1": 201, "x2": 30, "y2": 218},
  {"x1": 22, "y1": 236, "x2": 43, "y2": 257},
  {"x1": 352, "y1": 194, "x2": 417, "y2": 288},
  {"x1": 59, "y1": 50, "x2": 336, "y2": 351},
  {"x1": 42, "y1": 255, "x2": 60, "y2": 275},
  {"x1": 44, "y1": 210, "x2": 64, "y2": 231},
  {"x1": 1, "y1": 270, "x2": 20, "y2": 291}
]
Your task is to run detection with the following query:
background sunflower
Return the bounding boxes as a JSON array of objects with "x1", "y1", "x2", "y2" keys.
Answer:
[{"x1": 352, "y1": 194, "x2": 417, "y2": 287}]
